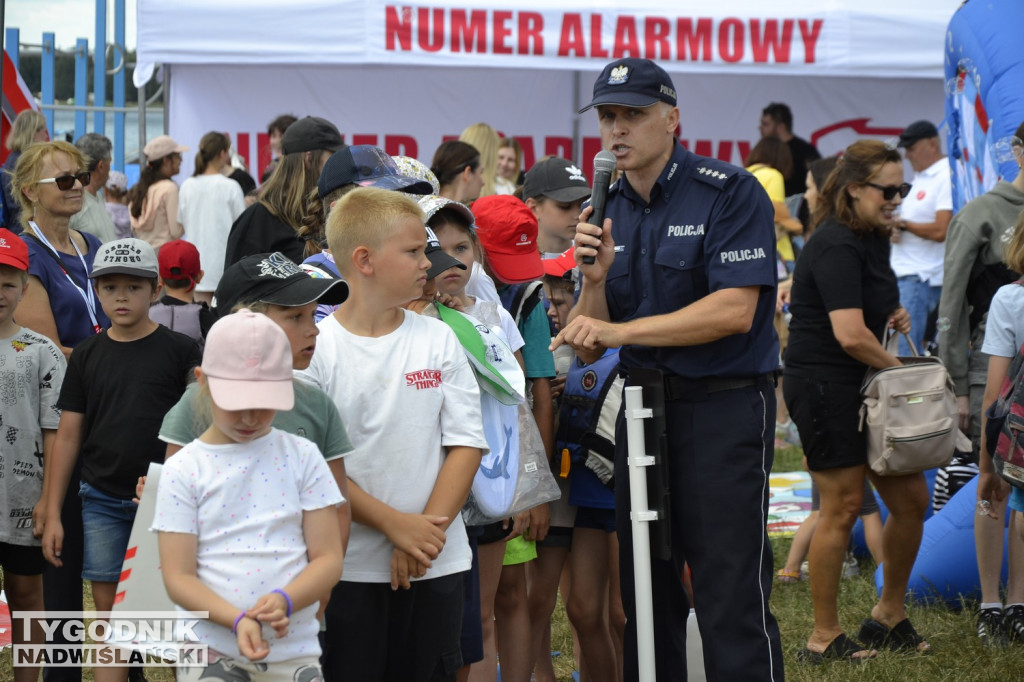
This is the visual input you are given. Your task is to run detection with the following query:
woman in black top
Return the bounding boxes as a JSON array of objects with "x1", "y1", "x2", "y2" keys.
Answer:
[{"x1": 784, "y1": 140, "x2": 930, "y2": 662}]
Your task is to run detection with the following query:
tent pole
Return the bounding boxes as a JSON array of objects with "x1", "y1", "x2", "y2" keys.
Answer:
[{"x1": 163, "y1": 64, "x2": 170, "y2": 134}]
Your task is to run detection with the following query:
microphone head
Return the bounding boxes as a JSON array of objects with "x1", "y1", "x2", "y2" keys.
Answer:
[{"x1": 593, "y1": 150, "x2": 617, "y2": 175}]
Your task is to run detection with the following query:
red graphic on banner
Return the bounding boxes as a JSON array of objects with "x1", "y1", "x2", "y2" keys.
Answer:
[{"x1": 810, "y1": 118, "x2": 904, "y2": 149}]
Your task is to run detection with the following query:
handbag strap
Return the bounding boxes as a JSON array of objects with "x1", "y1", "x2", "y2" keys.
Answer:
[{"x1": 883, "y1": 329, "x2": 919, "y2": 358}]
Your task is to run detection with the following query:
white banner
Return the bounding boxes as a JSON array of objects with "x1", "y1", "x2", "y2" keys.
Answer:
[
  {"x1": 169, "y1": 64, "x2": 945, "y2": 182},
  {"x1": 138, "y1": 1, "x2": 960, "y2": 81}
]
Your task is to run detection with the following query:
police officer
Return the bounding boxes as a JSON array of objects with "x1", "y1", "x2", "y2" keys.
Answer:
[{"x1": 552, "y1": 58, "x2": 784, "y2": 681}]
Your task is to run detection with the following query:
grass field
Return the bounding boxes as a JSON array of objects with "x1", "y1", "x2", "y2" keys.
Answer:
[{"x1": 4, "y1": 444, "x2": 1024, "y2": 680}]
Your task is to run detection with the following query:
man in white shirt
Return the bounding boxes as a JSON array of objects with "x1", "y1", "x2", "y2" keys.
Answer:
[{"x1": 893, "y1": 120, "x2": 953, "y2": 355}]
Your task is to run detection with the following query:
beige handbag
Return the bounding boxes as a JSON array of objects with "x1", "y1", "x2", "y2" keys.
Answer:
[{"x1": 859, "y1": 332, "x2": 969, "y2": 476}]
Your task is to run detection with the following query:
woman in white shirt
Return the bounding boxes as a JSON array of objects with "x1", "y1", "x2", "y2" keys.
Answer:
[{"x1": 178, "y1": 132, "x2": 246, "y2": 304}]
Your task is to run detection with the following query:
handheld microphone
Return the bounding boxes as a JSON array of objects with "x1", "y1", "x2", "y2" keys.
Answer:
[{"x1": 581, "y1": 150, "x2": 617, "y2": 265}]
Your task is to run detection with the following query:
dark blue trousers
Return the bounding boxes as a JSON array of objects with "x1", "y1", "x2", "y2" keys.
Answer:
[{"x1": 615, "y1": 380, "x2": 784, "y2": 682}]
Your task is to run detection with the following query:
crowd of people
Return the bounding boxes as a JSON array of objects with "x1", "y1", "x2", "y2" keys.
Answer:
[{"x1": 0, "y1": 55, "x2": 1022, "y2": 682}]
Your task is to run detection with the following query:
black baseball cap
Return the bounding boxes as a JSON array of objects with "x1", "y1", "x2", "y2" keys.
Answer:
[
  {"x1": 214, "y1": 252, "x2": 349, "y2": 316},
  {"x1": 318, "y1": 145, "x2": 434, "y2": 198},
  {"x1": 523, "y1": 157, "x2": 592, "y2": 202},
  {"x1": 897, "y1": 120, "x2": 939, "y2": 148},
  {"x1": 578, "y1": 58, "x2": 677, "y2": 114},
  {"x1": 424, "y1": 225, "x2": 467, "y2": 280},
  {"x1": 281, "y1": 116, "x2": 345, "y2": 155}
]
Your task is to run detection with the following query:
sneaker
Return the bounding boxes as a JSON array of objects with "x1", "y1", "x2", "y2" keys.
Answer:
[
  {"x1": 978, "y1": 607, "x2": 1008, "y2": 647},
  {"x1": 775, "y1": 419, "x2": 802, "y2": 448},
  {"x1": 1005, "y1": 605, "x2": 1024, "y2": 643},
  {"x1": 841, "y1": 552, "x2": 859, "y2": 579}
]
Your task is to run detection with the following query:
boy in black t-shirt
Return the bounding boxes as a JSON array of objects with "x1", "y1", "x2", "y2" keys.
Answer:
[{"x1": 42, "y1": 238, "x2": 200, "y2": 680}]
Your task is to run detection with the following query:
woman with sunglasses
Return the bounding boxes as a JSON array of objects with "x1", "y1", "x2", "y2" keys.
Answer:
[
  {"x1": 128, "y1": 134, "x2": 188, "y2": 249},
  {"x1": 9, "y1": 140, "x2": 110, "y2": 682},
  {"x1": 13, "y1": 140, "x2": 110, "y2": 359},
  {"x1": 783, "y1": 140, "x2": 931, "y2": 663}
]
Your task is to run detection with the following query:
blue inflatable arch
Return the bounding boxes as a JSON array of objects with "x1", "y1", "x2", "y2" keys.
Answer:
[{"x1": 945, "y1": 0, "x2": 1024, "y2": 212}]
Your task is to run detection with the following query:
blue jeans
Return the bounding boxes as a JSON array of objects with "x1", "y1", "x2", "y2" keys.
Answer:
[
  {"x1": 79, "y1": 481, "x2": 136, "y2": 583},
  {"x1": 897, "y1": 275, "x2": 942, "y2": 356}
]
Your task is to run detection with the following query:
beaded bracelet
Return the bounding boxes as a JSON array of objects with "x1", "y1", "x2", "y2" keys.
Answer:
[
  {"x1": 232, "y1": 611, "x2": 247, "y2": 635},
  {"x1": 272, "y1": 589, "x2": 293, "y2": 617}
]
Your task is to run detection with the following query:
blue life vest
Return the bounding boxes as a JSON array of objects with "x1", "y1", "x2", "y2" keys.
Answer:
[{"x1": 556, "y1": 348, "x2": 621, "y2": 494}]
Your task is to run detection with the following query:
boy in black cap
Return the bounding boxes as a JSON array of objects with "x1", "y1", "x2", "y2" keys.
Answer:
[
  {"x1": 42, "y1": 239, "x2": 201, "y2": 680},
  {"x1": 158, "y1": 251, "x2": 354, "y2": 604},
  {"x1": 523, "y1": 156, "x2": 592, "y2": 258}
]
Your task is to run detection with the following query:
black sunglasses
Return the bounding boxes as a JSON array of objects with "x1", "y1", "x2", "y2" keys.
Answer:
[
  {"x1": 38, "y1": 171, "x2": 91, "y2": 191},
  {"x1": 865, "y1": 182, "x2": 911, "y2": 201}
]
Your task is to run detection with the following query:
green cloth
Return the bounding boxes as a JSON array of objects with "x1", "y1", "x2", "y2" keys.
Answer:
[{"x1": 502, "y1": 535, "x2": 537, "y2": 565}]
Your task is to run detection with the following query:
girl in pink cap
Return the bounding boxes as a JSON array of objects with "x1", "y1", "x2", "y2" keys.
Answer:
[{"x1": 153, "y1": 309, "x2": 344, "y2": 681}]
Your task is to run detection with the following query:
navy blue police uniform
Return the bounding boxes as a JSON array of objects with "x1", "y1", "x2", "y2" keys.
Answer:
[{"x1": 605, "y1": 140, "x2": 784, "y2": 682}]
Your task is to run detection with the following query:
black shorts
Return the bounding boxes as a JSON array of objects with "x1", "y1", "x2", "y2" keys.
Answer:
[
  {"x1": 476, "y1": 520, "x2": 512, "y2": 546},
  {"x1": 574, "y1": 506, "x2": 616, "y2": 533},
  {"x1": 537, "y1": 525, "x2": 573, "y2": 549},
  {"x1": 323, "y1": 573, "x2": 465, "y2": 681},
  {"x1": 784, "y1": 373, "x2": 866, "y2": 471},
  {"x1": 0, "y1": 541, "x2": 46, "y2": 576},
  {"x1": 460, "y1": 532, "x2": 484, "y2": 664}
]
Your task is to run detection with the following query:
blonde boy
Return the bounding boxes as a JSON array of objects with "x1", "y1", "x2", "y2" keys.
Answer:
[{"x1": 298, "y1": 188, "x2": 486, "y2": 681}]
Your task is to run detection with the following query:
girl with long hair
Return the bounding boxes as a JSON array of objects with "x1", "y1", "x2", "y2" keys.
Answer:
[{"x1": 178, "y1": 132, "x2": 246, "y2": 303}]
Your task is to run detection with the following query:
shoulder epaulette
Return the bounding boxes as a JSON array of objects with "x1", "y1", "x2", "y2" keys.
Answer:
[{"x1": 691, "y1": 162, "x2": 732, "y2": 190}]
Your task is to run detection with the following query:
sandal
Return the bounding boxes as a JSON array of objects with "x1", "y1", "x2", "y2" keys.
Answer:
[
  {"x1": 857, "y1": 617, "x2": 932, "y2": 654},
  {"x1": 796, "y1": 633, "x2": 876, "y2": 665},
  {"x1": 776, "y1": 568, "x2": 802, "y2": 584}
]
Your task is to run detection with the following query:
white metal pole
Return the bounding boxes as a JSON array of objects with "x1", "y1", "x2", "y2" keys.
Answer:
[{"x1": 624, "y1": 385, "x2": 657, "y2": 682}]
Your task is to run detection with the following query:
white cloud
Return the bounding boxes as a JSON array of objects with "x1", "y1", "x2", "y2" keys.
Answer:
[{"x1": 6, "y1": 0, "x2": 137, "y2": 51}]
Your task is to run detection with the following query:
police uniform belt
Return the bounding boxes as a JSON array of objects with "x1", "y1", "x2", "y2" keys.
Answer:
[{"x1": 623, "y1": 369, "x2": 774, "y2": 401}]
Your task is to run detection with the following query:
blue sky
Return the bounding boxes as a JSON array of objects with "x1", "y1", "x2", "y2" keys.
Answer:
[{"x1": 6, "y1": 0, "x2": 136, "y2": 50}]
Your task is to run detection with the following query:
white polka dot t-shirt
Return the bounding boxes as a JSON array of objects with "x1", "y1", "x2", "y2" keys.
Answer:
[{"x1": 152, "y1": 427, "x2": 343, "y2": 662}]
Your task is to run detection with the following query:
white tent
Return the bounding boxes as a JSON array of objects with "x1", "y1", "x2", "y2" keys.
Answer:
[{"x1": 136, "y1": 0, "x2": 961, "y2": 178}]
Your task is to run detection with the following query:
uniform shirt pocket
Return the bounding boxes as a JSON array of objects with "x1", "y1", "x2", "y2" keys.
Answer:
[
  {"x1": 654, "y1": 242, "x2": 707, "y2": 307},
  {"x1": 604, "y1": 254, "x2": 636, "y2": 320}
]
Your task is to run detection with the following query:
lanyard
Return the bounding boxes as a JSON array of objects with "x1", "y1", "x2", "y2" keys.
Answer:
[{"x1": 28, "y1": 222, "x2": 102, "y2": 334}]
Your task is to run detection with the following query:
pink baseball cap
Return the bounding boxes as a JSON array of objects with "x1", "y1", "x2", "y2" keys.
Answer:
[{"x1": 201, "y1": 309, "x2": 294, "y2": 411}]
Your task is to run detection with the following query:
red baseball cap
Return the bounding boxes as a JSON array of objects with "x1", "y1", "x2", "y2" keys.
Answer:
[
  {"x1": 0, "y1": 229, "x2": 29, "y2": 271},
  {"x1": 542, "y1": 247, "x2": 577, "y2": 280},
  {"x1": 472, "y1": 195, "x2": 544, "y2": 284},
  {"x1": 158, "y1": 240, "x2": 201, "y2": 287}
]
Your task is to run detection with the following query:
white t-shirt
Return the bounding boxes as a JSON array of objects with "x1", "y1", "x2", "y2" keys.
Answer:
[
  {"x1": 178, "y1": 174, "x2": 246, "y2": 292},
  {"x1": 891, "y1": 157, "x2": 953, "y2": 285},
  {"x1": 981, "y1": 282, "x2": 1024, "y2": 358},
  {"x1": 151, "y1": 428, "x2": 343, "y2": 662},
  {"x1": 297, "y1": 309, "x2": 488, "y2": 583},
  {"x1": 464, "y1": 300, "x2": 524, "y2": 354},
  {"x1": 466, "y1": 261, "x2": 500, "y2": 303}
]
